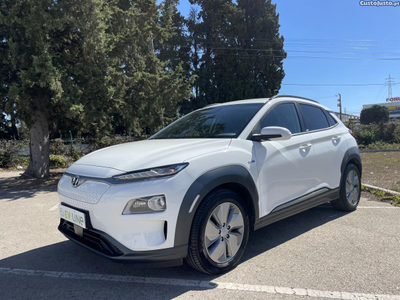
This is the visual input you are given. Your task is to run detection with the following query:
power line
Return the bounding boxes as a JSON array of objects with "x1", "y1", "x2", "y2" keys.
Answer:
[
  {"x1": 282, "y1": 82, "x2": 400, "y2": 86},
  {"x1": 194, "y1": 49, "x2": 400, "y2": 60}
]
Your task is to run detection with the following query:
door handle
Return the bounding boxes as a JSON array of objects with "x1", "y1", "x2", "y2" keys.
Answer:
[
  {"x1": 332, "y1": 135, "x2": 341, "y2": 141},
  {"x1": 299, "y1": 143, "x2": 312, "y2": 151}
]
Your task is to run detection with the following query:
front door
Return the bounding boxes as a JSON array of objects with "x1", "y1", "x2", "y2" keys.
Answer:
[{"x1": 253, "y1": 102, "x2": 318, "y2": 217}]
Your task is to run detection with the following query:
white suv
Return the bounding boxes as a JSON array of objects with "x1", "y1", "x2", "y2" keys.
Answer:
[{"x1": 58, "y1": 95, "x2": 362, "y2": 274}]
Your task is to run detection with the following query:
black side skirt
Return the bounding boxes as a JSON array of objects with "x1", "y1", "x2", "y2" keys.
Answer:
[{"x1": 254, "y1": 188, "x2": 340, "y2": 230}]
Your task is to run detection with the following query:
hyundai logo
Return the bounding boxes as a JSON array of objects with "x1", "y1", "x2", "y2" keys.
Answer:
[{"x1": 71, "y1": 176, "x2": 81, "y2": 188}]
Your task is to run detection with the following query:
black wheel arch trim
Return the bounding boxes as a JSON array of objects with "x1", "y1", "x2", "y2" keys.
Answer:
[
  {"x1": 341, "y1": 146, "x2": 362, "y2": 177},
  {"x1": 174, "y1": 165, "x2": 259, "y2": 248}
]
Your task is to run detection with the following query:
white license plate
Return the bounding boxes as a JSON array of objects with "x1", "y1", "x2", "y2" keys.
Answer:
[{"x1": 59, "y1": 204, "x2": 86, "y2": 229}]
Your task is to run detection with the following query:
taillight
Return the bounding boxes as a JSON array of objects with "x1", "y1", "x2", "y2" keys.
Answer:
[{"x1": 348, "y1": 129, "x2": 353, "y2": 136}]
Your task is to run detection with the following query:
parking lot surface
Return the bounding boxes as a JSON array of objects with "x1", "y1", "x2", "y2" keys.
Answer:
[{"x1": 0, "y1": 186, "x2": 399, "y2": 300}]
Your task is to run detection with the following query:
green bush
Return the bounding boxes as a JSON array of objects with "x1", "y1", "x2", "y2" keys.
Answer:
[
  {"x1": 355, "y1": 128, "x2": 375, "y2": 145},
  {"x1": 355, "y1": 123, "x2": 400, "y2": 147},
  {"x1": 0, "y1": 151, "x2": 11, "y2": 167},
  {"x1": 50, "y1": 154, "x2": 67, "y2": 168},
  {"x1": 0, "y1": 154, "x2": 29, "y2": 169},
  {"x1": 9, "y1": 156, "x2": 29, "y2": 168},
  {"x1": 68, "y1": 145, "x2": 82, "y2": 161},
  {"x1": 394, "y1": 126, "x2": 400, "y2": 143},
  {"x1": 365, "y1": 141, "x2": 399, "y2": 150},
  {"x1": 50, "y1": 138, "x2": 66, "y2": 155},
  {"x1": 0, "y1": 139, "x2": 29, "y2": 155}
]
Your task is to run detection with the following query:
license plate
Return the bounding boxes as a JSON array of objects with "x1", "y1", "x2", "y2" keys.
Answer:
[{"x1": 59, "y1": 204, "x2": 86, "y2": 229}]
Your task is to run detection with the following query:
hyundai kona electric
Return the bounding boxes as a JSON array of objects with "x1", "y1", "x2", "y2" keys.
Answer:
[{"x1": 58, "y1": 95, "x2": 362, "y2": 274}]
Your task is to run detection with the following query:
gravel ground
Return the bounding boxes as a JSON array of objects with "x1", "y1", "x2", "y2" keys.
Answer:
[{"x1": 361, "y1": 152, "x2": 400, "y2": 192}]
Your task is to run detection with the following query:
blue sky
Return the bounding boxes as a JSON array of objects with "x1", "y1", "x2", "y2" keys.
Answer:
[{"x1": 176, "y1": 0, "x2": 400, "y2": 115}]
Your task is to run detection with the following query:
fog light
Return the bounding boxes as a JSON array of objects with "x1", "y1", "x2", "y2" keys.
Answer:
[
  {"x1": 148, "y1": 196, "x2": 166, "y2": 211},
  {"x1": 122, "y1": 195, "x2": 166, "y2": 214}
]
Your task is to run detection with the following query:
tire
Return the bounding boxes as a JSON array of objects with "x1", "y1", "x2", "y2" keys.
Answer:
[
  {"x1": 331, "y1": 164, "x2": 361, "y2": 211},
  {"x1": 186, "y1": 189, "x2": 250, "y2": 274}
]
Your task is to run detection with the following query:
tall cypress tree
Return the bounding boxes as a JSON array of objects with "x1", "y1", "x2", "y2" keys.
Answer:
[{"x1": 188, "y1": 0, "x2": 286, "y2": 110}]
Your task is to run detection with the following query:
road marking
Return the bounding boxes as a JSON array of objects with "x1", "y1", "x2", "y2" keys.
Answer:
[
  {"x1": 1, "y1": 267, "x2": 399, "y2": 300},
  {"x1": 49, "y1": 204, "x2": 59, "y2": 211},
  {"x1": 357, "y1": 206, "x2": 397, "y2": 209},
  {"x1": 316, "y1": 206, "x2": 396, "y2": 209}
]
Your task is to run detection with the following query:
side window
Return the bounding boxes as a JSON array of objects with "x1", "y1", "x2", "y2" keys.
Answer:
[
  {"x1": 299, "y1": 104, "x2": 330, "y2": 131},
  {"x1": 325, "y1": 111, "x2": 338, "y2": 127},
  {"x1": 259, "y1": 103, "x2": 301, "y2": 134}
]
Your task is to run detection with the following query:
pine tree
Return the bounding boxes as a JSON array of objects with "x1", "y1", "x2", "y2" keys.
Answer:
[{"x1": 0, "y1": 0, "x2": 192, "y2": 177}]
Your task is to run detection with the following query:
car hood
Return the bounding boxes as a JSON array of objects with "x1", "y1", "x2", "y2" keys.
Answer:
[{"x1": 69, "y1": 139, "x2": 231, "y2": 174}]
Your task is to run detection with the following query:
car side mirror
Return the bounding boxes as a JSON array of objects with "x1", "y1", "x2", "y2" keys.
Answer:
[{"x1": 252, "y1": 126, "x2": 292, "y2": 142}]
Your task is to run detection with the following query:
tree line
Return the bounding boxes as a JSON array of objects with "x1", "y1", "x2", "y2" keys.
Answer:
[{"x1": 0, "y1": 0, "x2": 286, "y2": 177}]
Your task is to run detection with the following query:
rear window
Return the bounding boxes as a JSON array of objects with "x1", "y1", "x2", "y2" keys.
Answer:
[
  {"x1": 299, "y1": 104, "x2": 330, "y2": 131},
  {"x1": 326, "y1": 112, "x2": 338, "y2": 127}
]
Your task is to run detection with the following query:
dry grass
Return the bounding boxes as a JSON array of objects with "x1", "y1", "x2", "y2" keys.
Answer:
[
  {"x1": 0, "y1": 168, "x2": 65, "y2": 191},
  {"x1": 361, "y1": 152, "x2": 400, "y2": 192}
]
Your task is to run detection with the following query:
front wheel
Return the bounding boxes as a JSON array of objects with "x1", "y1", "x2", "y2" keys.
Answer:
[
  {"x1": 186, "y1": 189, "x2": 250, "y2": 274},
  {"x1": 331, "y1": 164, "x2": 361, "y2": 211}
]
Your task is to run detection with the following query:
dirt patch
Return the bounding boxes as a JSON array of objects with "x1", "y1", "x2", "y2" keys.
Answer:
[
  {"x1": 360, "y1": 152, "x2": 400, "y2": 192},
  {"x1": 0, "y1": 169, "x2": 65, "y2": 191}
]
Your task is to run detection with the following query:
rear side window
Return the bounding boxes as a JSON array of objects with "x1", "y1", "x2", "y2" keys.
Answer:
[
  {"x1": 259, "y1": 103, "x2": 301, "y2": 134},
  {"x1": 325, "y1": 112, "x2": 338, "y2": 127},
  {"x1": 299, "y1": 104, "x2": 330, "y2": 131}
]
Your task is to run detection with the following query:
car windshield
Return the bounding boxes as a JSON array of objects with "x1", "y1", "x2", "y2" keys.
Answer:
[{"x1": 152, "y1": 103, "x2": 263, "y2": 139}]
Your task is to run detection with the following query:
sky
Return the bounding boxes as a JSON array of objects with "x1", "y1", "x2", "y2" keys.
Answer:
[{"x1": 176, "y1": 0, "x2": 400, "y2": 115}]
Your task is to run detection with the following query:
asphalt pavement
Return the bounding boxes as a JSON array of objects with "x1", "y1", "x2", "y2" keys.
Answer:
[{"x1": 0, "y1": 184, "x2": 399, "y2": 300}]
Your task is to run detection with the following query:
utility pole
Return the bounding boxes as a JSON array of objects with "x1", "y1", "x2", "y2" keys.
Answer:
[{"x1": 337, "y1": 93, "x2": 342, "y2": 121}]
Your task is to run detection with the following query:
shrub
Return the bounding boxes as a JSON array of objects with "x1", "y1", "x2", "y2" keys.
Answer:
[
  {"x1": 0, "y1": 139, "x2": 29, "y2": 156},
  {"x1": 50, "y1": 138, "x2": 66, "y2": 155},
  {"x1": 365, "y1": 141, "x2": 399, "y2": 150},
  {"x1": 394, "y1": 126, "x2": 400, "y2": 143},
  {"x1": 0, "y1": 151, "x2": 11, "y2": 167},
  {"x1": 355, "y1": 123, "x2": 400, "y2": 146},
  {"x1": 9, "y1": 156, "x2": 29, "y2": 168},
  {"x1": 68, "y1": 145, "x2": 82, "y2": 161},
  {"x1": 355, "y1": 128, "x2": 375, "y2": 145},
  {"x1": 49, "y1": 154, "x2": 67, "y2": 168}
]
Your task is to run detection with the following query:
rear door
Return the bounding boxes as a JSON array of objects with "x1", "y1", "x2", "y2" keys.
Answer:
[
  {"x1": 297, "y1": 104, "x2": 345, "y2": 190},
  {"x1": 253, "y1": 102, "x2": 319, "y2": 217}
]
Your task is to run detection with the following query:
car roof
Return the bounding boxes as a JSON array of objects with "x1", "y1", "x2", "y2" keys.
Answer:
[
  {"x1": 203, "y1": 98, "x2": 269, "y2": 108},
  {"x1": 202, "y1": 95, "x2": 332, "y2": 111}
]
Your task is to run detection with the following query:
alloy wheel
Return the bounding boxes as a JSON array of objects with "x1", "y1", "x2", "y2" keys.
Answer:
[
  {"x1": 204, "y1": 202, "x2": 244, "y2": 264},
  {"x1": 346, "y1": 169, "x2": 360, "y2": 205}
]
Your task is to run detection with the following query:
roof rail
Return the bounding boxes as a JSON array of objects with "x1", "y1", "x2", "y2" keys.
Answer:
[
  {"x1": 203, "y1": 103, "x2": 221, "y2": 108},
  {"x1": 270, "y1": 95, "x2": 319, "y2": 103}
]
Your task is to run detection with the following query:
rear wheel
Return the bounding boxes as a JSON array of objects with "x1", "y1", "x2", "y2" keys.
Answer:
[
  {"x1": 331, "y1": 164, "x2": 361, "y2": 211},
  {"x1": 186, "y1": 189, "x2": 249, "y2": 274}
]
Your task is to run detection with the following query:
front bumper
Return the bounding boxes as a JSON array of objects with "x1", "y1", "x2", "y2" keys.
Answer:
[
  {"x1": 58, "y1": 169, "x2": 195, "y2": 252},
  {"x1": 58, "y1": 205, "x2": 187, "y2": 267}
]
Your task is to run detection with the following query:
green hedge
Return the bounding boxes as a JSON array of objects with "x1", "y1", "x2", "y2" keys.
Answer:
[
  {"x1": 49, "y1": 155, "x2": 67, "y2": 168},
  {"x1": 354, "y1": 123, "x2": 400, "y2": 147}
]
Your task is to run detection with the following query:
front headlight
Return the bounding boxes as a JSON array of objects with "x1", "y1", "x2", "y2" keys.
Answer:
[
  {"x1": 113, "y1": 163, "x2": 188, "y2": 181},
  {"x1": 123, "y1": 195, "x2": 166, "y2": 214}
]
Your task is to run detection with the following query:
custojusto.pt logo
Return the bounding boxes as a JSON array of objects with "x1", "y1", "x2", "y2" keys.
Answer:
[{"x1": 360, "y1": 0, "x2": 400, "y2": 6}]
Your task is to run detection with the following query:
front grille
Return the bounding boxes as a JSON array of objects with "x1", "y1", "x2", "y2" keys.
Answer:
[
  {"x1": 60, "y1": 220, "x2": 123, "y2": 257},
  {"x1": 58, "y1": 175, "x2": 110, "y2": 204}
]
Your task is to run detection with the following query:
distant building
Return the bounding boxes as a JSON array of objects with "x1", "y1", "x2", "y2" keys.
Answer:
[
  {"x1": 363, "y1": 101, "x2": 400, "y2": 122},
  {"x1": 332, "y1": 112, "x2": 360, "y2": 124}
]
